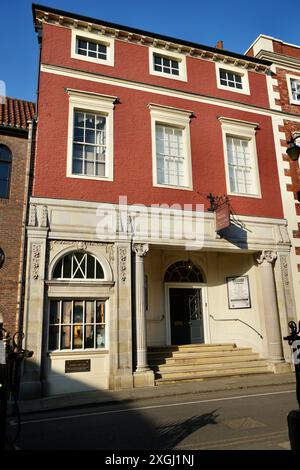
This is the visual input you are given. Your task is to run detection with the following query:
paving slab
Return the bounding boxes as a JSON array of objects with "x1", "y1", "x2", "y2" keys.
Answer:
[{"x1": 17, "y1": 372, "x2": 296, "y2": 415}]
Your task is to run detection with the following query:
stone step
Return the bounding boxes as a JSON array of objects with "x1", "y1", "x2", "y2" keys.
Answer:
[
  {"x1": 148, "y1": 349, "x2": 257, "y2": 364},
  {"x1": 155, "y1": 367, "x2": 272, "y2": 385},
  {"x1": 153, "y1": 359, "x2": 268, "y2": 375},
  {"x1": 151, "y1": 355, "x2": 263, "y2": 369},
  {"x1": 148, "y1": 344, "x2": 238, "y2": 355}
]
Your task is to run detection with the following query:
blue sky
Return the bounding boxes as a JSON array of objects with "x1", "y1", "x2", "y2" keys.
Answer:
[{"x1": 1, "y1": 0, "x2": 299, "y2": 103}]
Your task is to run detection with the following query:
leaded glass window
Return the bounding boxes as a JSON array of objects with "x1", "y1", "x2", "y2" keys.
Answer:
[{"x1": 164, "y1": 261, "x2": 204, "y2": 283}]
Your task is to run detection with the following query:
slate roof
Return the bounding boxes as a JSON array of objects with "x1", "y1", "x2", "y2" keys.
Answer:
[{"x1": 0, "y1": 97, "x2": 35, "y2": 130}]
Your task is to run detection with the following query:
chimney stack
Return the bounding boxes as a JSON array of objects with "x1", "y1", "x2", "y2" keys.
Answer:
[{"x1": 215, "y1": 40, "x2": 224, "y2": 49}]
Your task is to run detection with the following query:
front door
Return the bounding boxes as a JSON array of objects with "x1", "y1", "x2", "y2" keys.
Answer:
[{"x1": 169, "y1": 288, "x2": 204, "y2": 345}]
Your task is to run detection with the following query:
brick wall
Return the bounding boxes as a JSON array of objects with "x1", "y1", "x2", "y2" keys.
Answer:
[{"x1": 0, "y1": 132, "x2": 28, "y2": 333}]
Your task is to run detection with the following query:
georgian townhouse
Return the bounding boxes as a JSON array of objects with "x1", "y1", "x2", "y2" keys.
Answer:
[
  {"x1": 22, "y1": 3, "x2": 295, "y2": 397},
  {"x1": 0, "y1": 97, "x2": 35, "y2": 334},
  {"x1": 246, "y1": 36, "x2": 300, "y2": 324}
]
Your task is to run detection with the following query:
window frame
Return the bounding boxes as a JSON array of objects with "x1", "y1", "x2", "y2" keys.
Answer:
[
  {"x1": 286, "y1": 74, "x2": 300, "y2": 105},
  {"x1": 219, "y1": 117, "x2": 261, "y2": 198},
  {"x1": 149, "y1": 47, "x2": 187, "y2": 82},
  {"x1": 149, "y1": 104, "x2": 193, "y2": 190},
  {"x1": 71, "y1": 29, "x2": 115, "y2": 67},
  {"x1": 66, "y1": 89, "x2": 116, "y2": 181},
  {"x1": 48, "y1": 299, "x2": 107, "y2": 352},
  {"x1": 0, "y1": 144, "x2": 12, "y2": 199},
  {"x1": 215, "y1": 63, "x2": 250, "y2": 95}
]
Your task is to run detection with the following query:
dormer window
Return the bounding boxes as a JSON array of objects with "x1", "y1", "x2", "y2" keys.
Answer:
[{"x1": 71, "y1": 30, "x2": 114, "y2": 67}]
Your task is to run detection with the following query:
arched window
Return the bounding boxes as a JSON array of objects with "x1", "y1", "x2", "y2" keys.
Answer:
[
  {"x1": 53, "y1": 251, "x2": 104, "y2": 280},
  {"x1": 0, "y1": 145, "x2": 12, "y2": 198},
  {"x1": 49, "y1": 251, "x2": 107, "y2": 352},
  {"x1": 164, "y1": 260, "x2": 204, "y2": 283}
]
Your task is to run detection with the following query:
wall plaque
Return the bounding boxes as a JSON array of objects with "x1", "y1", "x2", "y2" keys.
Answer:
[
  {"x1": 227, "y1": 275, "x2": 251, "y2": 309},
  {"x1": 65, "y1": 359, "x2": 91, "y2": 373}
]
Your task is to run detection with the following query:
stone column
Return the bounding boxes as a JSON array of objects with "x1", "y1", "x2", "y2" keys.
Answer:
[
  {"x1": 256, "y1": 250, "x2": 285, "y2": 366},
  {"x1": 132, "y1": 243, "x2": 154, "y2": 387}
]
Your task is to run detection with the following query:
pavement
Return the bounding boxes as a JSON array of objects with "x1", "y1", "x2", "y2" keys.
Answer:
[{"x1": 16, "y1": 372, "x2": 296, "y2": 415}]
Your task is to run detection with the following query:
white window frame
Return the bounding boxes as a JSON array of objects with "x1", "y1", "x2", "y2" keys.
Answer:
[
  {"x1": 48, "y1": 299, "x2": 107, "y2": 352},
  {"x1": 149, "y1": 104, "x2": 193, "y2": 190},
  {"x1": 66, "y1": 89, "x2": 116, "y2": 181},
  {"x1": 215, "y1": 63, "x2": 250, "y2": 95},
  {"x1": 219, "y1": 117, "x2": 261, "y2": 198},
  {"x1": 71, "y1": 29, "x2": 115, "y2": 67},
  {"x1": 286, "y1": 74, "x2": 300, "y2": 105},
  {"x1": 149, "y1": 47, "x2": 187, "y2": 82}
]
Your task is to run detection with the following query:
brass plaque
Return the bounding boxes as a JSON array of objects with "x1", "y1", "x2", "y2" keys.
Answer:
[{"x1": 65, "y1": 359, "x2": 91, "y2": 373}]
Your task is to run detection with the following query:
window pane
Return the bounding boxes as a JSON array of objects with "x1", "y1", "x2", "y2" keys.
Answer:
[
  {"x1": 0, "y1": 163, "x2": 9, "y2": 179},
  {"x1": 74, "y1": 301, "x2": 83, "y2": 323},
  {"x1": 72, "y1": 159, "x2": 83, "y2": 174},
  {"x1": 74, "y1": 127, "x2": 84, "y2": 142},
  {"x1": 96, "y1": 302, "x2": 105, "y2": 323},
  {"x1": 88, "y1": 42, "x2": 97, "y2": 52},
  {"x1": 74, "y1": 112, "x2": 85, "y2": 127},
  {"x1": 96, "y1": 260, "x2": 104, "y2": 279},
  {"x1": 96, "y1": 116, "x2": 106, "y2": 130},
  {"x1": 62, "y1": 301, "x2": 72, "y2": 324},
  {"x1": 49, "y1": 301, "x2": 60, "y2": 324},
  {"x1": 53, "y1": 259, "x2": 62, "y2": 279},
  {"x1": 73, "y1": 325, "x2": 83, "y2": 349},
  {"x1": 61, "y1": 326, "x2": 71, "y2": 349},
  {"x1": 48, "y1": 326, "x2": 59, "y2": 351},
  {"x1": 0, "y1": 179, "x2": 9, "y2": 198},
  {"x1": 85, "y1": 325, "x2": 94, "y2": 349},
  {"x1": 96, "y1": 325, "x2": 105, "y2": 348},
  {"x1": 85, "y1": 114, "x2": 95, "y2": 129},
  {"x1": 63, "y1": 254, "x2": 72, "y2": 278},
  {"x1": 0, "y1": 146, "x2": 12, "y2": 162},
  {"x1": 77, "y1": 39, "x2": 87, "y2": 50},
  {"x1": 87, "y1": 255, "x2": 95, "y2": 279},
  {"x1": 85, "y1": 301, "x2": 95, "y2": 323}
]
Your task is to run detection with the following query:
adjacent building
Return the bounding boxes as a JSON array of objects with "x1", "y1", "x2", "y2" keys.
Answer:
[
  {"x1": 0, "y1": 97, "x2": 35, "y2": 334},
  {"x1": 246, "y1": 35, "x2": 300, "y2": 322},
  {"x1": 22, "y1": 4, "x2": 297, "y2": 397}
]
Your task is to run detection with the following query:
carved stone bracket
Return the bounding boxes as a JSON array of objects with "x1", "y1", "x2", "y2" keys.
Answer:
[
  {"x1": 256, "y1": 250, "x2": 277, "y2": 265},
  {"x1": 119, "y1": 247, "x2": 127, "y2": 282},
  {"x1": 32, "y1": 244, "x2": 41, "y2": 280},
  {"x1": 40, "y1": 206, "x2": 49, "y2": 228},
  {"x1": 132, "y1": 243, "x2": 149, "y2": 257},
  {"x1": 28, "y1": 204, "x2": 37, "y2": 227}
]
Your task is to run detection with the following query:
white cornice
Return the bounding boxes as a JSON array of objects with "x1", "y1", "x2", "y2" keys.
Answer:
[
  {"x1": 255, "y1": 50, "x2": 300, "y2": 72},
  {"x1": 34, "y1": 9, "x2": 270, "y2": 75}
]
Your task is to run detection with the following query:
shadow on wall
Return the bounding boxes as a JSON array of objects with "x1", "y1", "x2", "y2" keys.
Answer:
[
  {"x1": 218, "y1": 221, "x2": 249, "y2": 250},
  {"x1": 12, "y1": 362, "x2": 219, "y2": 450}
]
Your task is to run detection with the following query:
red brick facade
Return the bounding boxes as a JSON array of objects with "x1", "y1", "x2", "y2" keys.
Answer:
[{"x1": 0, "y1": 98, "x2": 35, "y2": 333}]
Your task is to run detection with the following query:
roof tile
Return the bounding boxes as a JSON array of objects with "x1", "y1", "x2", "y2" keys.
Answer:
[{"x1": 0, "y1": 97, "x2": 35, "y2": 130}]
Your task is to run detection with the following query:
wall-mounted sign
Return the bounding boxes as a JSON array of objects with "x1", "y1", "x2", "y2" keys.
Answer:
[
  {"x1": 227, "y1": 275, "x2": 251, "y2": 309},
  {"x1": 65, "y1": 359, "x2": 91, "y2": 373},
  {"x1": 215, "y1": 203, "x2": 230, "y2": 232}
]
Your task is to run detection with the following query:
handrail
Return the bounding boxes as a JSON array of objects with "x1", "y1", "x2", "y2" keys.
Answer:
[{"x1": 209, "y1": 314, "x2": 263, "y2": 339}]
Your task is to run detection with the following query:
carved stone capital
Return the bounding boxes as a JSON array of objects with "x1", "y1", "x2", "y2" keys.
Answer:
[
  {"x1": 256, "y1": 250, "x2": 277, "y2": 265},
  {"x1": 132, "y1": 243, "x2": 149, "y2": 257}
]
